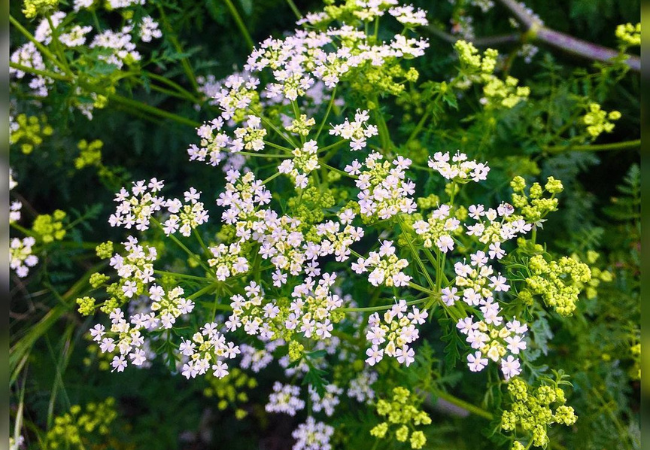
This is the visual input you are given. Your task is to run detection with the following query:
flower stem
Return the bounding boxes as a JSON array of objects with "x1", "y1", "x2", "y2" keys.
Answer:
[
  {"x1": 315, "y1": 86, "x2": 337, "y2": 141},
  {"x1": 285, "y1": 0, "x2": 302, "y2": 19},
  {"x1": 340, "y1": 298, "x2": 426, "y2": 313},
  {"x1": 543, "y1": 139, "x2": 640, "y2": 153},
  {"x1": 222, "y1": 0, "x2": 255, "y2": 50},
  {"x1": 427, "y1": 387, "x2": 494, "y2": 420}
]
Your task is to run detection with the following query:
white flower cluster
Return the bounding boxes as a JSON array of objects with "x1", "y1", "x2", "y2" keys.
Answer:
[
  {"x1": 413, "y1": 204, "x2": 461, "y2": 252},
  {"x1": 163, "y1": 188, "x2": 209, "y2": 236},
  {"x1": 347, "y1": 370, "x2": 378, "y2": 403},
  {"x1": 279, "y1": 140, "x2": 320, "y2": 188},
  {"x1": 347, "y1": 153, "x2": 416, "y2": 220},
  {"x1": 458, "y1": 317, "x2": 528, "y2": 380},
  {"x1": 148, "y1": 285, "x2": 195, "y2": 329},
  {"x1": 428, "y1": 151, "x2": 490, "y2": 182},
  {"x1": 34, "y1": 12, "x2": 66, "y2": 44},
  {"x1": 139, "y1": 16, "x2": 162, "y2": 42},
  {"x1": 388, "y1": 5, "x2": 429, "y2": 26},
  {"x1": 309, "y1": 384, "x2": 343, "y2": 417},
  {"x1": 90, "y1": 26, "x2": 141, "y2": 69},
  {"x1": 329, "y1": 110, "x2": 378, "y2": 151},
  {"x1": 9, "y1": 170, "x2": 22, "y2": 224},
  {"x1": 239, "y1": 341, "x2": 280, "y2": 372},
  {"x1": 10, "y1": 42, "x2": 49, "y2": 96},
  {"x1": 227, "y1": 281, "x2": 276, "y2": 338},
  {"x1": 188, "y1": 117, "x2": 233, "y2": 167},
  {"x1": 60, "y1": 25, "x2": 93, "y2": 47},
  {"x1": 90, "y1": 308, "x2": 150, "y2": 373},
  {"x1": 352, "y1": 240, "x2": 411, "y2": 287},
  {"x1": 233, "y1": 115, "x2": 267, "y2": 152},
  {"x1": 10, "y1": 237, "x2": 38, "y2": 278},
  {"x1": 179, "y1": 322, "x2": 240, "y2": 379},
  {"x1": 11, "y1": 7, "x2": 161, "y2": 103},
  {"x1": 292, "y1": 417, "x2": 334, "y2": 450},
  {"x1": 109, "y1": 178, "x2": 165, "y2": 231},
  {"x1": 450, "y1": 250, "x2": 528, "y2": 379},
  {"x1": 265, "y1": 382, "x2": 305, "y2": 415},
  {"x1": 365, "y1": 300, "x2": 427, "y2": 367},
  {"x1": 315, "y1": 210, "x2": 364, "y2": 262},
  {"x1": 287, "y1": 274, "x2": 342, "y2": 340},
  {"x1": 110, "y1": 236, "x2": 157, "y2": 292},
  {"x1": 464, "y1": 202, "x2": 531, "y2": 244},
  {"x1": 208, "y1": 243, "x2": 249, "y2": 281}
]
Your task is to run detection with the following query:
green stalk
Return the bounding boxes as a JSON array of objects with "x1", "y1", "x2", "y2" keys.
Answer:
[
  {"x1": 10, "y1": 62, "x2": 201, "y2": 128},
  {"x1": 406, "y1": 110, "x2": 430, "y2": 146},
  {"x1": 263, "y1": 140, "x2": 295, "y2": 153},
  {"x1": 285, "y1": 0, "x2": 302, "y2": 20},
  {"x1": 428, "y1": 388, "x2": 494, "y2": 420},
  {"x1": 222, "y1": 0, "x2": 255, "y2": 50},
  {"x1": 340, "y1": 298, "x2": 426, "y2": 313},
  {"x1": 372, "y1": 96, "x2": 392, "y2": 150},
  {"x1": 193, "y1": 228, "x2": 211, "y2": 256},
  {"x1": 46, "y1": 13, "x2": 71, "y2": 74},
  {"x1": 144, "y1": 71, "x2": 201, "y2": 103},
  {"x1": 154, "y1": 270, "x2": 212, "y2": 282},
  {"x1": 262, "y1": 171, "x2": 283, "y2": 184},
  {"x1": 315, "y1": 86, "x2": 337, "y2": 141},
  {"x1": 240, "y1": 150, "x2": 291, "y2": 158},
  {"x1": 156, "y1": 4, "x2": 199, "y2": 92},
  {"x1": 188, "y1": 283, "x2": 219, "y2": 301},
  {"x1": 107, "y1": 93, "x2": 201, "y2": 127},
  {"x1": 543, "y1": 139, "x2": 640, "y2": 153},
  {"x1": 258, "y1": 114, "x2": 299, "y2": 148}
]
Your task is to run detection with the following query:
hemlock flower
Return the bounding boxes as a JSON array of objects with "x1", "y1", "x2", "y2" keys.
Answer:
[
  {"x1": 353, "y1": 240, "x2": 411, "y2": 287},
  {"x1": 265, "y1": 382, "x2": 305, "y2": 415},
  {"x1": 78, "y1": 2, "x2": 584, "y2": 440}
]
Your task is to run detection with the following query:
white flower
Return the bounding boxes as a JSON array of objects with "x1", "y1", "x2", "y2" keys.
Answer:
[
  {"x1": 467, "y1": 351, "x2": 488, "y2": 372},
  {"x1": 365, "y1": 345, "x2": 384, "y2": 366},
  {"x1": 501, "y1": 355, "x2": 521, "y2": 380}
]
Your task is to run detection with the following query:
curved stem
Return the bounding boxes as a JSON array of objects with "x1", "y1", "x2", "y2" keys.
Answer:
[
  {"x1": 543, "y1": 139, "x2": 640, "y2": 153},
  {"x1": 222, "y1": 0, "x2": 255, "y2": 50},
  {"x1": 427, "y1": 387, "x2": 494, "y2": 420},
  {"x1": 495, "y1": 0, "x2": 639, "y2": 71},
  {"x1": 340, "y1": 298, "x2": 426, "y2": 313}
]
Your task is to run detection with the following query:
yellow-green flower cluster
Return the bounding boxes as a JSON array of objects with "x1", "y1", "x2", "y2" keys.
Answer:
[
  {"x1": 204, "y1": 368, "x2": 257, "y2": 419},
  {"x1": 510, "y1": 176, "x2": 563, "y2": 225},
  {"x1": 350, "y1": 63, "x2": 416, "y2": 97},
  {"x1": 416, "y1": 193, "x2": 440, "y2": 210},
  {"x1": 10, "y1": 114, "x2": 53, "y2": 154},
  {"x1": 77, "y1": 296, "x2": 97, "y2": 316},
  {"x1": 501, "y1": 378, "x2": 577, "y2": 449},
  {"x1": 96, "y1": 241, "x2": 114, "y2": 259},
  {"x1": 580, "y1": 250, "x2": 613, "y2": 299},
  {"x1": 370, "y1": 387, "x2": 431, "y2": 449},
  {"x1": 454, "y1": 41, "x2": 529, "y2": 110},
  {"x1": 522, "y1": 254, "x2": 591, "y2": 316},
  {"x1": 615, "y1": 23, "x2": 641, "y2": 48},
  {"x1": 630, "y1": 340, "x2": 641, "y2": 380},
  {"x1": 22, "y1": 0, "x2": 59, "y2": 18},
  {"x1": 45, "y1": 398, "x2": 118, "y2": 449},
  {"x1": 32, "y1": 210, "x2": 67, "y2": 243},
  {"x1": 482, "y1": 75, "x2": 530, "y2": 110},
  {"x1": 75, "y1": 139, "x2": 104, "y2": 169},
  {"x1": 454, "y1": 40, "x2": 498, "y2": 75},
  {"x1": 286, "y1": 114, "x2": 316, "y2": 137},
  {"x1": 582, "y1": 103, "x2": 620, "y2": 138}
]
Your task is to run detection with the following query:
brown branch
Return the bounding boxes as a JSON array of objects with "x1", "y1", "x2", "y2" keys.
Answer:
[{"x1": 495, "y1": 0, "x2": 640, "y2": 71}]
